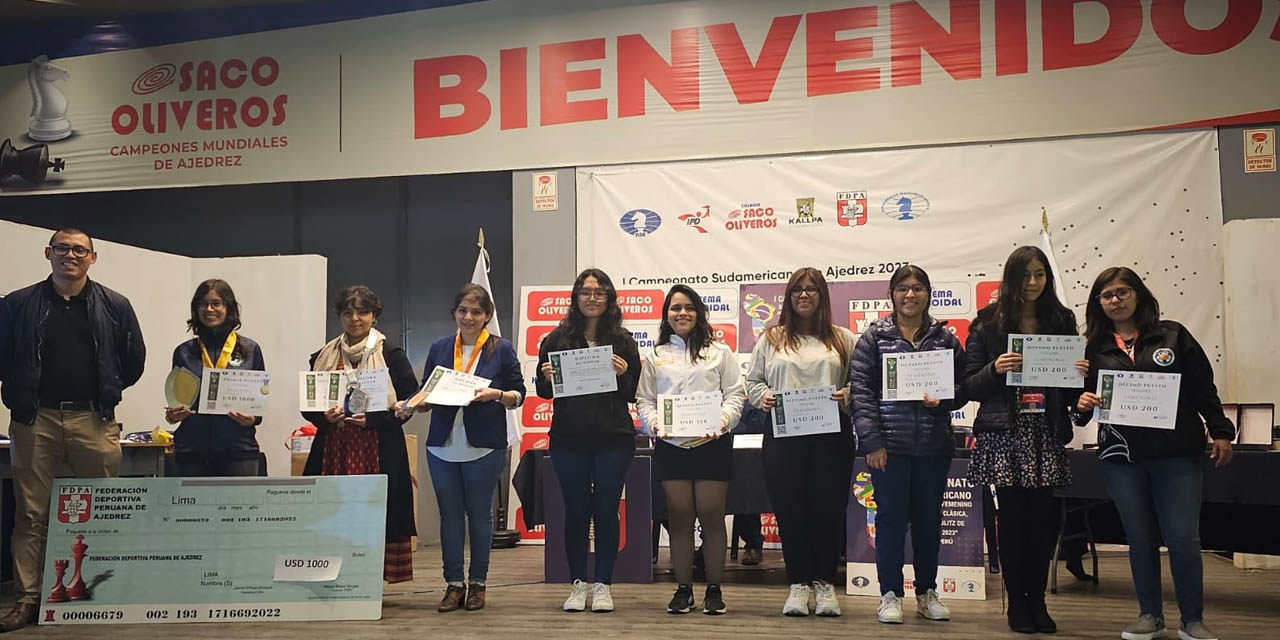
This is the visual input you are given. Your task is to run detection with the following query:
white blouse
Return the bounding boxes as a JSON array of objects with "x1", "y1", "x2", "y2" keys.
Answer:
[
  {"x1": 635, "y1": 335, "x2": 745, "y2": 442},
  {"x1": 744, "y1": 326, "x2": 856, "y2": 413}
]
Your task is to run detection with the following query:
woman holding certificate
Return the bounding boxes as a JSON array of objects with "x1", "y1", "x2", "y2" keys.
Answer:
[
  {"x1": 301, "y1": 286, "x2": 419, "y2": 584},
  {"x1": 635, "y1": 284, "x2": 745, "y2": 616},
  {"x1": 1074, "y1": 267, "x2": 1233, "y2": 640},
  {"x1": 963, "y1": 246, "x2": 1086, "y2": 635},
  {"x1": 849, "y1": 265, "x2": 967, "y2": 625},
  {"x1": 535, "y1": 268, "x2": 642, "y2": 613},
  {"x1": 745, "y1": 267, "x2": 856, "y2": 618},
  {"x1": 164, "y1": 279, "x2": 265, "y2": 476},
  {"x1": 403, "y1": 284, "x2": 524, "y2": 613}
]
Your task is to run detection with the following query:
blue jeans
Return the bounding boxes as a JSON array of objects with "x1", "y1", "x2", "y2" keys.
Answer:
[
  {"x1": 870, "y1": 454, "x2": 951, "y2": 596},
  {"x1": 426, "y1": 448, "x2": 506, "y2": 584},
  {"x1": 1102, "y1": 456, "x2": 1205, "y2": 624},
  {"x1": 550, "y1": 448, "x2": 633, "y2": 584}
]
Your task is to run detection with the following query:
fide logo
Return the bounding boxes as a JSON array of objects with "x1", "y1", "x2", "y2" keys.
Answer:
[{"x1": 57, "y1": 485, "x2": 93, "y2": 524}]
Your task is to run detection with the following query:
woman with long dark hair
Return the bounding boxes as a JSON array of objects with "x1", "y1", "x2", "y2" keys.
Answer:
[
  {"x1": 401, "y1": 283, "x2": 525, "y2": 612},
  {"x1": 535, "y1": 268, "x2": 642, "y2": 613},
  {"x1": 745, "y1": 267, "x2": 856, "y2": 618},
  {"x1": 302, "y1": 286, "x2": 419, "y2": 584},
  {"x1": 963, "y1": 246, "x2": 1087, "y2": 634},
  {"x1": 164, "y1": 279, "x2": 265, "y2": 476},
  {"x1": 1074, "y1": 267, "x2": 1233, "y2": 640},
  {"x1": 636, "y1": 284, "x2": 744, "y2": 615},
  {"x1": 849, "y1": 265, "x2": 967, "y2": 624}
]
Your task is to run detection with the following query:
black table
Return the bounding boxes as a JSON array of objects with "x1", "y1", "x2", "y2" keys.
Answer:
[{"x1": 1057, "y1": 449, "x2": 1280, "y2": 555}]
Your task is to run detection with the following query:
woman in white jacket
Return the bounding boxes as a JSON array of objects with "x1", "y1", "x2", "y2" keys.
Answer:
[{"x1": 636, "y1": 284, "x2": 745, "y2": 616}]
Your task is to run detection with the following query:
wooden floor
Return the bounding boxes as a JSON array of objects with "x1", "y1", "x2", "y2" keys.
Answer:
[{"x1": 11, "y1": 546, "x2": 1280, "y2": 639}]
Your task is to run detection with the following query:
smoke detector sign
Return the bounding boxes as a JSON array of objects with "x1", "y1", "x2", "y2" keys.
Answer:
[
  {"x1": 1244, "y1": 129, "x2": 1275, "y2": 174},
  {"x1": 532, "y1": 172, "x2": 558, "y2": 211}
]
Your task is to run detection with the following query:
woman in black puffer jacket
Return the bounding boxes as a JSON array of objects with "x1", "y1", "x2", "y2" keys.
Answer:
[
  {"x1": 850, "y1": 265, "x2": 967, "y2": 625},
  {"x1": 963, "y1": 246, "x2": 1088, "y2": 635}
]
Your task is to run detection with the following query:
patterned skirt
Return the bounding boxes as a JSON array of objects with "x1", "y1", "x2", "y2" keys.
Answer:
[
  {"x1": 321, "y1": 424, "x2": 414, "y2": 583},
  {"x1": 968, "y1": 413, "x2": 1072, "y2": 489}
]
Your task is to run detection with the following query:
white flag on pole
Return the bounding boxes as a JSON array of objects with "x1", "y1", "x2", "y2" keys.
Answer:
[
  {"x1": 1038, "y1": 210, "x2": 1070, "y2": 308},
  {"x1": 471, "y1": 231, "x2": 521, "y2": 447}
]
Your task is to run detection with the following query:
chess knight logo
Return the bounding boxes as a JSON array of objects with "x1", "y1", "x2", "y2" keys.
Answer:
[{"x1": 57, "y1": 485, "x2": 92, "y2": 523}]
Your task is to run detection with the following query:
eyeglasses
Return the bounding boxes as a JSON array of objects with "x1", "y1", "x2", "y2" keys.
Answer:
[
  {"x1": 50, "y1": 244, "x2": 92, "y2": 258},
  {"x1": 197, "y1": 300, "x2": 226, "y2": 310},
  {"x1": 789, "y1": 286, "x2": 819, "y2": 297},
  {"x1": 893, "y1": 285, "x2": 928, "y2": 295},
  {"x1": 1096, "y1": 287, "x2": 1134, "y2": 303},
  {"x1": 577, "y1": 289, "x2": 607, "y2": 300}
]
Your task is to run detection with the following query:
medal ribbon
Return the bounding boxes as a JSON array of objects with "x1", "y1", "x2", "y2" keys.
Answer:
[
  {"x1": 454, "y1": 329, "x2": 489, "y2": 374},
  {"x1": 200, "y1": 331, "x2": 238, "y2": 369},
  {"x1": 1113, "y1": 330, "x2": 1138, "y2": 364}
]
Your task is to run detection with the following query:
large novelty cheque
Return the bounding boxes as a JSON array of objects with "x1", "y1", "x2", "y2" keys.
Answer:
[{"x1": 40, "y1": 475, "x2": 387, "y2": 625}]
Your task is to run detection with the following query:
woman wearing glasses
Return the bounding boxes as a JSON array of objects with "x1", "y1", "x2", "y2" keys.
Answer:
[
  {"x1": 535, "y1": 268, "x2": 642, "y2": 613},
  {"x1": 745, "y1": 267, "x2": 856, "y2": 618},
  {"x1": 164, "y1": 279, "x2": 266, "y2": 476},
  {"x1": 1074, "y1": 268, "x2": 1233, "y2": 640},
  {"x1": 635, "y1": 284, "x2": 745, "y2": 615},
  {"x1": 849, "y1": 265, "x2": 967, "y2": 624},
  {"x1": 963, "y1": 246, "x2": 1087, "y2": 634}
]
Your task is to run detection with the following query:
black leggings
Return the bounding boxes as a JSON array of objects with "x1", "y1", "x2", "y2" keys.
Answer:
[
  {"x1": 996, "y1": 486, "x2": 1057, "y2": 599},
  {"x1": 763, "y1": 423, "x2": 854, "y2": 585}
]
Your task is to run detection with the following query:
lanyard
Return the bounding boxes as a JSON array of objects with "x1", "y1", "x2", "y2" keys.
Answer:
[
  {"x1": 454, "y1": 329, "x2": 489, "y2": 374},
  {"x1": 199, "y1": 331, "x2": 237, "y2": 369},
  {"x1": 1113, "y1": 330, "x2": 1138, "y2": 364}
]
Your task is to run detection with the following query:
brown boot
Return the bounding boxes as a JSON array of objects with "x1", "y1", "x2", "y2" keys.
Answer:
[
  {"x1": 741, "y1": 547, "x2": 763, "y2": 566},
  {"x1": 463, "y1": 583, "x2": 486, "y2": 611},
  {"x1": 0, "y1": 602, "x2": 38, "y2": 632},
  {"x1": 438, "y1": 584, "x2": 465, "y2": 612}
]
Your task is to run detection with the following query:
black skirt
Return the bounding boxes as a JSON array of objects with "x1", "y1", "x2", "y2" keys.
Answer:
[{"x1": 653, "y1": 435, "x2": 733, "y2": 481}]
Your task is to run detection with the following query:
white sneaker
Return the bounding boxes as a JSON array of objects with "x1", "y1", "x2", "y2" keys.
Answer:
[
  {"x1": 916, "y1": 588, "x2": 951, "y2": 621},
  {"x1": 878, "y1": 592, "x2": 904, "y2": 624},
  {"x1": 782, "y1": 583, "x2": 811, "y2": 617},
  {"x1": 590, "y1": 582, "x2": 614, "y2": 613},
  {"x1": 1177, "y1": 621, "x2": 1218, "y2": 640},
  {"x1": 562, "y1": 579, "x2": 588, "y2": 612},
  {"x1": 813, "y1": 580, "x2": 842, "y2": 617}
]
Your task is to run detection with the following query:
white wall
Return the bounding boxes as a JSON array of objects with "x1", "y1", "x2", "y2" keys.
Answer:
[
  {"x1": 1224, "y1": 219, "x2": 1280, "y2": 408},
  {"x1": 0, "y1": 220, "x2": 326, "y2": 477}
]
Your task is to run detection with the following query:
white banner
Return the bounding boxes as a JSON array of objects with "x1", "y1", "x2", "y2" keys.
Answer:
[
  {"x1": 576, "y1": 129, "x2": 1227, "y2": 387},
  {"x1": 2, "y1": 1, "x2": 1278, "y2": 194}
]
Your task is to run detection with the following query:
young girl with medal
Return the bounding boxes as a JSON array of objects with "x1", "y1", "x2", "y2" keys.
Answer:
[
  {"x1": 164, "y1": 279, "x2": 266, "y2": 477},
  {"x1": 1074, "y1": 267, "x2": 1233, "y2": 640},
  {"x1": 635, "y1": 284, "x2": 744, "y2": 615},
  {"x1": 399, "y1": 284, "x2": 525, "y2": 612},
  {"x1": 301, "y1": 286, "x2": 419, "y2": 584},
  {"x1": 963, "y1": 246, "x2": 1088, "y2": 634}
]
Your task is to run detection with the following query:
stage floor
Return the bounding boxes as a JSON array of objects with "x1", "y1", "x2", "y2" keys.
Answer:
[{"x1": 10, "y1": 545, "x2": 1280, "y2": 639}]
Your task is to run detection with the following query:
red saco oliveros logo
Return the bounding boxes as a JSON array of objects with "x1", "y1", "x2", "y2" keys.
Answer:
[
  {"x1": 525, "y1": 325, "x2": 555, "y2": 357},
  {"x1": 113, "y1": 56, "x2": 288, "y2": 135},
  {"x1": 523, "y1": 399, "x2": 554, "y2": 428},
  {"x1": 616, "y1": 289, "x2": 663, "y2": 320},
  {"x1": 711, "y1": 323, "x2": 737, "y2": 351},
  {"x1": 527, "y1": 290, "x2": 572, "y2": 321}
]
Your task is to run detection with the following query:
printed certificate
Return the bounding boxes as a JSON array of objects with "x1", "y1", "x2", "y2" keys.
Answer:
[
  {"x1": 772, "y1": 386, "x2": 840, "y2": 438},
  {"x1": 414, "y1": 366, "x2": 492, "y2": 407},
  {"x1": 298, "y1": 369, "x2": 390, "y2": 413},
  {"x1": 1007, "y1": 334, "x2": 1085, "y2": 388},
  {"x1": 659, "y1": 391, "x2": 722, "y2": 438},
  {"x1": 40, "y1": 475, "x2": 387, "y2": 625},
  {"x1": 1096, "y1": 369, "x2": 1181, "y2": 429},
  {"x1": 198, "y1": 369, "x2": 269, "y2": 415},
  {"x1": 882, "y1": 349, "x2": 955, "y2": 401},
  {"x1": 549, "y1": 346, "x2": 617, "y2": 397}
]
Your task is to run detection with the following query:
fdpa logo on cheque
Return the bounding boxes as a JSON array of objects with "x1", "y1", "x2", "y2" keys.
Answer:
[{"x1": 619, "y1": 209, "x2": 662, "y2": 237}]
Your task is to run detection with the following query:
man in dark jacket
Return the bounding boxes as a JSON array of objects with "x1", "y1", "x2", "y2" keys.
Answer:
[{"x1": 0, "y1": 228, "x2": 145, "y2": 631}]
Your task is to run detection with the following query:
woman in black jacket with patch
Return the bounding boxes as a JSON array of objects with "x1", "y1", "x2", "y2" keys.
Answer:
[
  {"x1": 535, "y1": 268, "x2": 641, "y2": 614},
  {"x1": 1074, "y1": 267, "x2": 1232, "y2": 640},
  {"x1": 850, "y1": 265, "x2": 967, "y2": 625},
  {"x1": 963, "y1": 246, "x2": 1087, "y2": 635}
]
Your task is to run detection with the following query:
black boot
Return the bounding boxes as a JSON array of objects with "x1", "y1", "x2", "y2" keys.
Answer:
[
  {"x1": 1007, "y1": 595, "x2": 1035, "y2": 634},
  {"x1": 1027, "y1": 595, "x2": 1057, "y2": 634},
  {"x1": 1064, "y1": 553, "x2": 1092, "y2": 582}
]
